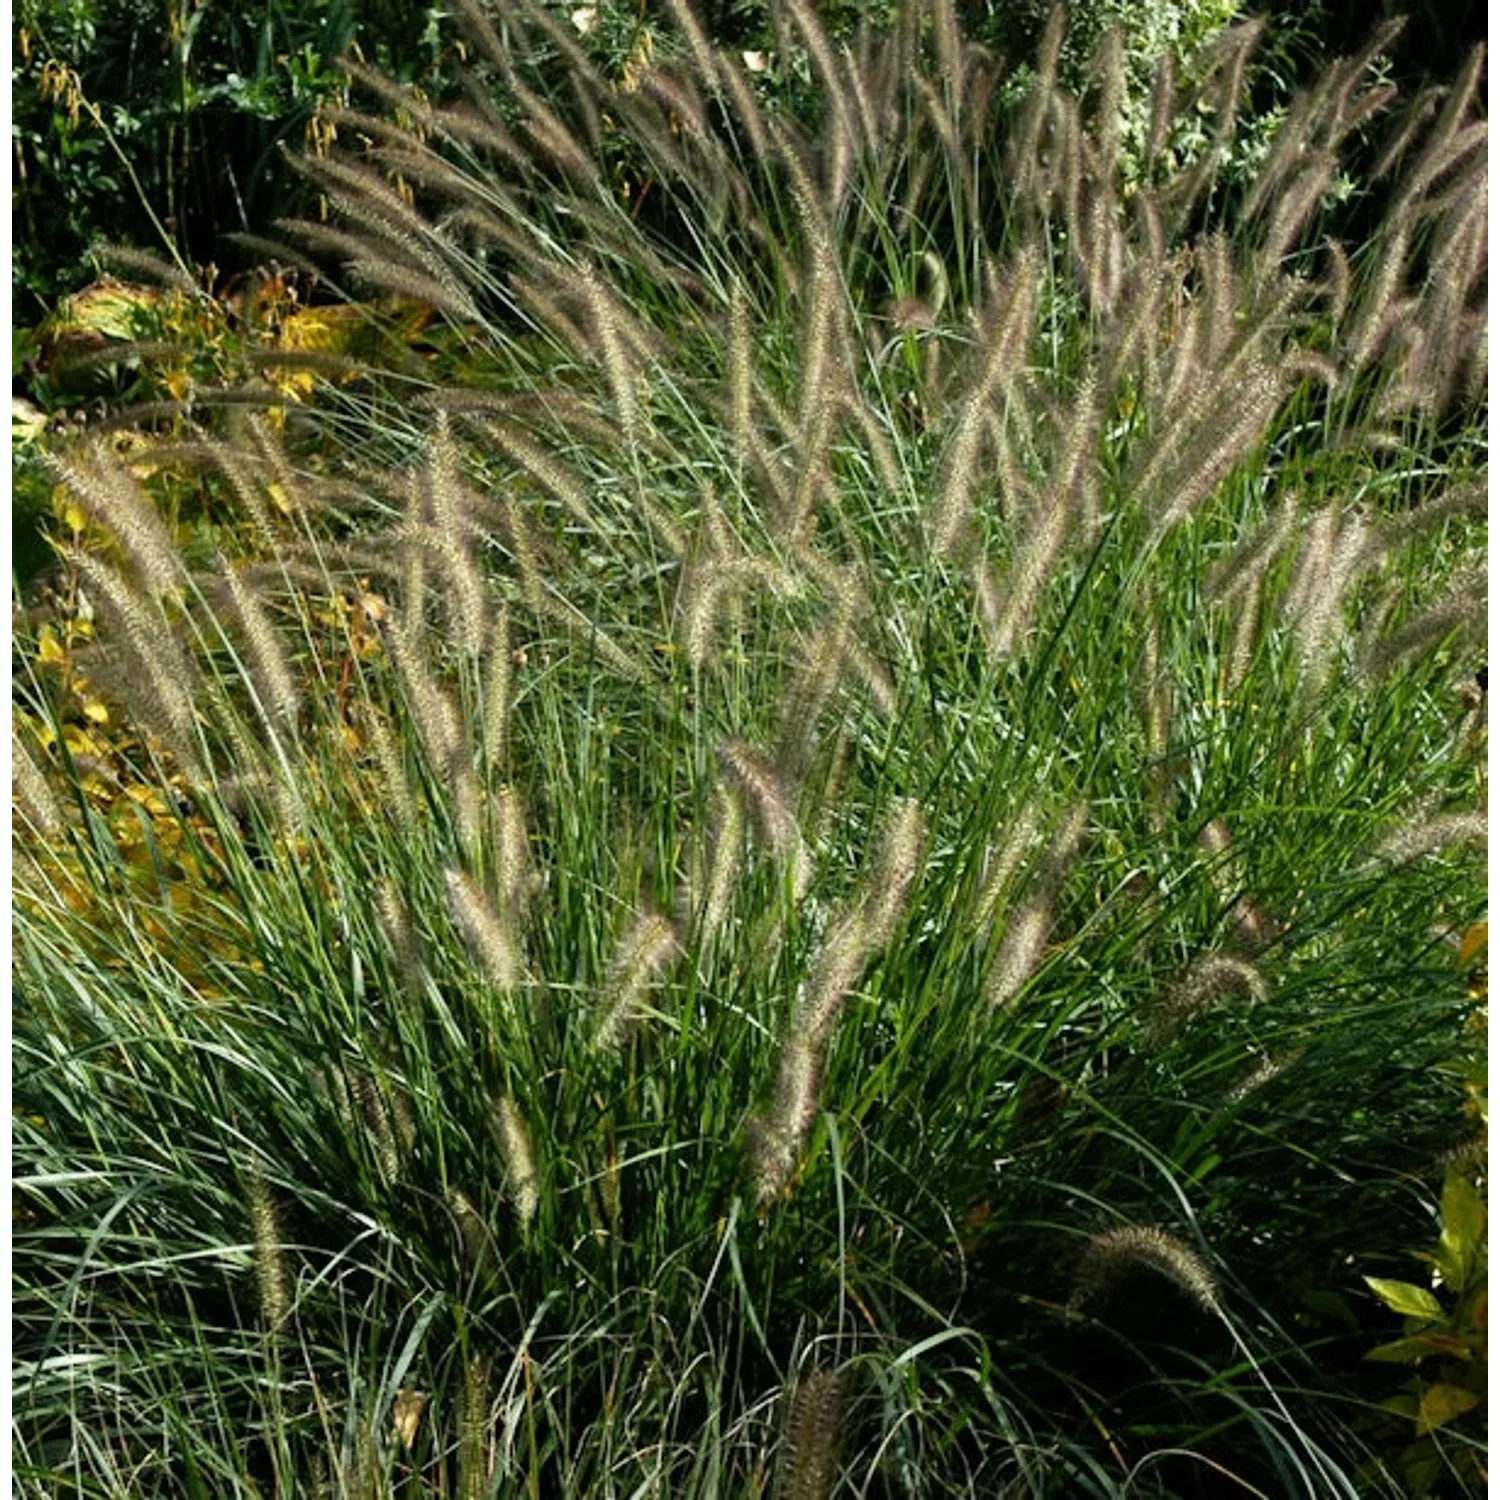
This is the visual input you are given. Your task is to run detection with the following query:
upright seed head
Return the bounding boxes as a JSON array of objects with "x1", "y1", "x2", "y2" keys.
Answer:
[
  {"x1": 491, "y1": 787, "x2": 530, "y2": 917},
  {"x1": 749, "y1": 1038, "x2": 824, "y2": 1206},
  {"x1": 594, "y1": 912, "x2": 681, "y2": 1050},
  {"x1": 386, "y1": 617, "x2": 460, "y2": 772},
  {"x1": 222, "y1": 562, "x2": 301, "y2": 731},
  {"x1": 246, "y1": 1164, "x2": 289, "y2": 1333},
  {"x1": 974, "y1": 804, "x2": 1043, "y2": 932},
  {"x1": 863, "y1": 797, "x2": 925, "y2": 946},
  {"x1": 581, "y1": 267, "x2": 640, "y2": 447},
  {"x1": 423, "y1": 528, "x2": 487, "y2": 663},
  {"x1": 446, "y1": 867, "x2": 521, "y2": 993},
  {"x1": 480, "y1": 605, "x2": 513, "y2": 771},
  {"x1": 449, "y1": 752, "x2": 484, "y2": 860},
  {"x1": 985, "y1": 899, "x2": 1053, "y2": 1009},
  {"x1": 793, "y1": 906, "x2": 871, "y2": 1050},
  {"x1": 986, "y1": 500, "x2": 1072, "y2": 660},
  {"x1": 492, "y1": 1094, "x2": 539, "y2": 1228},
  {"x1": 782, "y1": 1367, "x2": 844, "y2": 1500},
  {"x1": 72, "y1": 553, "x2": 202, "y2": 777},
  {"x1": 207, "y1": 440, "x2": 278, "y2": 549},
  {"x1": 446, "y1": 1187, "x2": 494, "y2": 1275},
  {"x1": 350, "y1": 1071, "x2": 401, "y2": 1185},
  {"x1": 12, "y1": 728, "x2": 61, "y2": 837},
  {"x1": 719, "y1": 740, "x2": 801, "y2": 861},
  {"x1": 930, "y1": 250, "x2": 1040, "y2": 558},
  {"x1": 360, "y1": 705, "x2": 417, "y2": 835},
  {"x1": 697, "y1": 783, "x2": 746, "y2": 946},
  {"x1": 376, "y1": 878, "x2": 424, "y2": 995},
  {"x1": 1285, "y1": 508, "x2": 1375, "y2": 689}
]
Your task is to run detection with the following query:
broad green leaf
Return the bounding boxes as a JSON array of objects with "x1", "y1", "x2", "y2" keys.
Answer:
[
  {"x1": 1300, "y1": 1288, "x2": 1359, "y2": 1329},
  {"x1": 1364, "y1": 1277, "x2": 1443, "y2": 1321},
  {"x1": 1438, "y1": 1171, "x2": 1486, "y2": 1289},
  {"x1": 1366, "y1": 1334, "x2": 1471, "y2": 1364},
  {"x1": 1416, "y1": 1382, "x2": 1479, "y2": 1434}
]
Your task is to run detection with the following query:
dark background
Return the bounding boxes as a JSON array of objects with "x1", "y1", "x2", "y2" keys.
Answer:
[{"x1": 12, "y1": 0, "x2": 1487, "y2": 325}]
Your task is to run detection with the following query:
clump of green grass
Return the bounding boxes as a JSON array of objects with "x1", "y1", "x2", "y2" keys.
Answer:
[{"x1": 12, "y1": 2, "x2": 1486, "y2": 1495}]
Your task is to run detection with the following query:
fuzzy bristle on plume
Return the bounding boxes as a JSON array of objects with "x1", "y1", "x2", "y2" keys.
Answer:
[
  {"x1": 782, "y1": 1367, "x2": 844, "y2": 1500},
  {"x1": 1070, "y1": 1224, "x2": 1219, "y2": 1315},
  {"x1": 445, "y1": 867, "x2": 521, "y2": 993}
]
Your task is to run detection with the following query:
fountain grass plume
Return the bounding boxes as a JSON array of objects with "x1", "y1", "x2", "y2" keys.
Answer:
[
  {"x1": 781, "y1": 1367, "x2": 844, "y2": 1500},
  {"x1": 12, "y1": 726, "x2": 62, "y2": 837},
  {"x1": 446, "y1": 866, "x2": 522, "y2": 994},
  {"x1": 1147, "y1": 953, "x2": 1269, "y2": 1039},
  {"x1": 594, "y1": 912, "x2": 682, "y2": 1050},
  {"x1": 220, "y1": 562, "x2": 300, "y2": 732},
  {"x1": 493, "y1": 1094, "x2": 539, "y2": 1228},
  {"x1": 691, "y1": 782, "x2": 746, "y2": 947},
  {"x1": 48, "y1": 443, "x2": 184, "y2": 598},
  {"x1": 984, "y1": 899, "x2": 1054, "y2": 1010},
  {"x1": 246, "y1": 1164, "x2": 289, "y2": 1334},
  {"x1": 1070, "y1": 1225, "x2": 1219, "y2": 1316},
  {"x1": 1373, "y1": 811, "x2": 1487, "y2": 868},
  {"x1": 70, "y1": 553, "x2": 202, "y2": 778},
  {"x1": 9, "y1": 5, "x2": 1490, "y2": 1491},
  {"x1": 929, "y1": 249, "x2": 1040, "y2": 559}
]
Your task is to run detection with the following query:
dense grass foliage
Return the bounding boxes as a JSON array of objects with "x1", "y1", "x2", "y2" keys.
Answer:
[{"x1": 12, "y1": 2, "x2": 1487, "y2": 1495}]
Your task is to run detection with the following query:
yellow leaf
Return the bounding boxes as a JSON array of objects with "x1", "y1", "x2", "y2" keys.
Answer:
[
  {"x1": 1417, "y1": 1382, "x2": 1479, "y2": 1435},
  {"x1": 46, "y1": 279, "x2": 159, "y2": 343},
  {"x1": 266, "y1": 481, "x2": 295, "y2": 516},
  {"x1": 62, "y1": 725, "x2": 110, "y2": 758},
  {"x1": 12, "y1": 397, "x2": 48, "y2": 445},
  {"x1": 124, "y1": 784, "x2": 171, "y2": 818},
  {"x1": 268, "y1": 368, "x2": 315, "y2": 400},
  {"x1": 82, "y1": 699, "x2": 110, "y2": 726},
  {"x1": 37, "y1": 626, "x2": 67, "y2": 667},
  {"x1": 1364, "y1": 1276, "x2": 1444, "y2": 1321},
  {"x1": 392, "y1": 1389, "x2": 428, "y2": 1448},
  {"x1": 163, "y1": 366, "x2": 193, "y2": 402},
  {"x1": 279, "y1": 303, "x2": 362, "y2": 353},
  {"x1": 1459, "y1": 922, "x2": 1487, "y2": 968}
]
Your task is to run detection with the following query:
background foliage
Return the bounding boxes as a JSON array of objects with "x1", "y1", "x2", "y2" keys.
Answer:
[{"x1": 10, "y1": 0, "x2": 1486, "y2": 318}]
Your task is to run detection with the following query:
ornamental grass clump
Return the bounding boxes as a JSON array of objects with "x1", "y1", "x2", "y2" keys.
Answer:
[{"x1": 12, "y1": 3, "x2": 1486, "y2": 1495}]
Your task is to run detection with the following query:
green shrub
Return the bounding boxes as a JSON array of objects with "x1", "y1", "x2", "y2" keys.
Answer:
[
  {"x1": 12, "y1": 2, "x2": 1486, "y2": 1495},
  {"x1": 11, "y1": 0, "x2": 451, "y2": 315}
]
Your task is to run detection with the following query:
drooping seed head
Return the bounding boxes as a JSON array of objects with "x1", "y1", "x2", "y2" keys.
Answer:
[
  {"x1": 1070, "y1": 1224, "x2": 1219, "y2": 1315},
  {"x1": 1148, "y1": 953, "x2": 1269, "y2": 1038}
]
